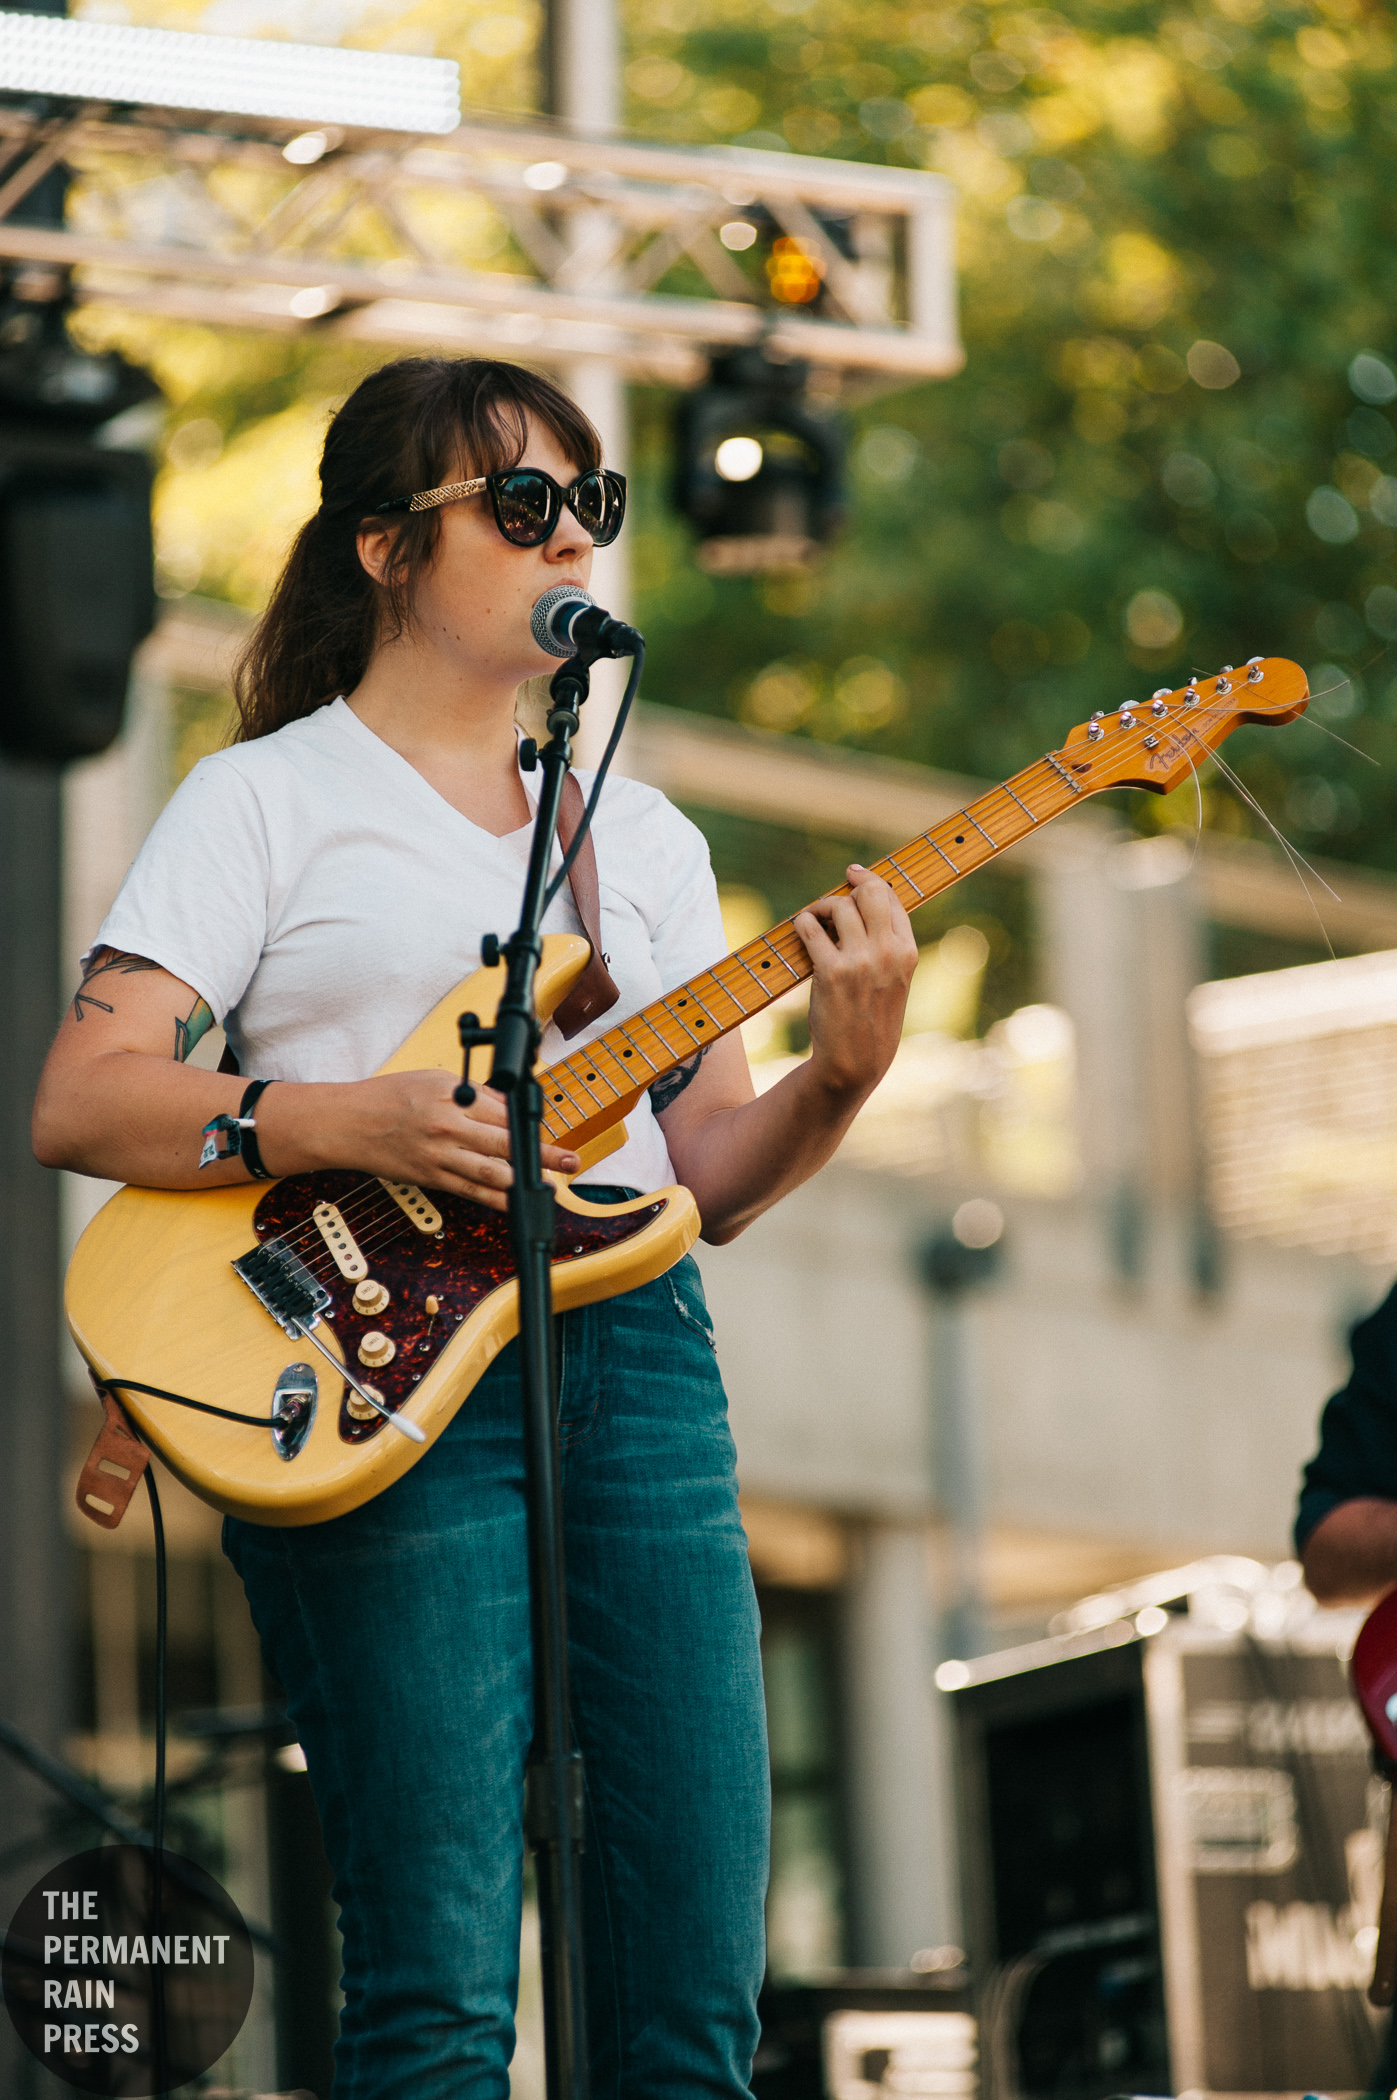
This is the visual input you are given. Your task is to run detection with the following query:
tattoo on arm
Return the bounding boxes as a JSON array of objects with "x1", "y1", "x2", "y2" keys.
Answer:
[
  {"x1": 648, "y1": 1045, "x2": 710, "y2": 1114},
  {"x1": 72, "y1": 948, "x2": 160, "y2": 1022},
  {"x1": 174, "y1": 996, "x2": 214, "y2": 1063}
]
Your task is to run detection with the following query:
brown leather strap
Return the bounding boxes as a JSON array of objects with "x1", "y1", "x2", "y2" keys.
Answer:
[
  {"x1": 552, "y1": 769, "x2": 621, "y2": 1039},
  {"x1": 76, "y1": 1383, "x2": 150, "y2": 1531}
]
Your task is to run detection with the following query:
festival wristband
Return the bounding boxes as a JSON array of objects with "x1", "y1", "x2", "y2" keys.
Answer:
[{"x1": 199, "y1": 1078, "x2": 276, "y2": 1179}]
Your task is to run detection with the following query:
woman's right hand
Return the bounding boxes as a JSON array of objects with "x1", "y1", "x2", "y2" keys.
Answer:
[{"x1": 265, "y1": 1070, "x2": 581, "y2": 1210}]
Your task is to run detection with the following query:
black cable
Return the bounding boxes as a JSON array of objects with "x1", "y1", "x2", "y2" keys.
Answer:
[
  {"x1": 104, "y1": 1376, "x2": 269, "y2": 1428},
  {"x1": 543, "y1": 640, "x2": 644, "y2": 914},
  {"x1": 144, "y1": 1465, "x2": 170, "y2": 2100}
]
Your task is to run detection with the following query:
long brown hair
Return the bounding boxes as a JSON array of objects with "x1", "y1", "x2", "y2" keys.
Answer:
[{"x1": 232, "y1": 358, "x2": 602, "y2": 742}]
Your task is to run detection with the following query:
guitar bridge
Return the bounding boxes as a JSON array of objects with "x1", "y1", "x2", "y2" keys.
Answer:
[{"x1": 233, "y1": 1243, "x2": 331, "y2": 1337}]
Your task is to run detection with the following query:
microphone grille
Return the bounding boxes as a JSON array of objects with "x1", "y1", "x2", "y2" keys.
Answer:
[{"x1": 531, "y1": 583, "x2": 594, "y2": 659}]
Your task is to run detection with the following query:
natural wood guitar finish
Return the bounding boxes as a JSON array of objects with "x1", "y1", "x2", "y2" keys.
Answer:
[{"x1": 65, "y1": 660, "x2": 1308, "y2": 1527}]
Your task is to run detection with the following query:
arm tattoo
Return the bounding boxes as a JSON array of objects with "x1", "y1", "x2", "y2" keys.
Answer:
[
  {"x1": 72, "y1": 948, "x2": 160, "y2": 1022},
  {"x1": 174, "y1": 996, "x2": 214, "y2": 1063},
  {"x1": 648, "y1": 1045, "x2": 710, "y2": 1114}
]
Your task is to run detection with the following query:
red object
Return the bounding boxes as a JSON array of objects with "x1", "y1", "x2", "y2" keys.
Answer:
[{"x1": 1352, "y1": 1588, "x2": 1397, "y2": 1764}]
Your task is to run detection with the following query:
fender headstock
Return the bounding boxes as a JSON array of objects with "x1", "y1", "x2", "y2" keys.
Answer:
[{"x1": 1055, "y1": 658, "x2": 1309, "y2": 797}]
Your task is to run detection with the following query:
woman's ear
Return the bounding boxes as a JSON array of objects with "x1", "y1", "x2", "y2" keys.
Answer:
[{"x1": 355, "y1": 520, "x2": 400, "y2": 586}]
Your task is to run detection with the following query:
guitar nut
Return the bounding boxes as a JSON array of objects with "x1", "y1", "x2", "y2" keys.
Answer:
[
  {"x1": 352, "y1": 1279, "x2": 390, "y2": 1317},
  {"x1": 357, "y1": 1331, "x2": 396, "y2": 1369}
]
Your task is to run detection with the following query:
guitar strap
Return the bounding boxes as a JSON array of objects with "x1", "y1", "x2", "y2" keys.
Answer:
[
  {"x1": 549, "y1": 769, "x2": 621, "y2": 1039},
  {"x1": 216, "y1": 768, "x2": 620, "y2": 1080}
]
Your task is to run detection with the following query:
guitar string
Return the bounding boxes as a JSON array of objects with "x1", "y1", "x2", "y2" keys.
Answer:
[
  {"x1": 534, "y1": 690, "x2": 1264, "y2": 1124},
  {"x1": 289, "y1": 692, "x2": 1279, "y2": 1221},
  {"x1": 260, "y1": 677, "x2": 1291, "y2": 1273},
  {"x1": 536, "y1": 772, "x2": 1057, "y2": 1131},
  {"x1": 536, "y1": 690, "x2": 1248, "y2": 1137}
]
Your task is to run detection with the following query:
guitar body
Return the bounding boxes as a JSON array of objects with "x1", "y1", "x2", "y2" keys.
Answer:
[{"x1": 65, "y1": 936, "x2": 700, "y2": 1527}]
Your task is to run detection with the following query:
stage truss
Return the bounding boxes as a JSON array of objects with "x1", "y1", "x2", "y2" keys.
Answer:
[{"x1": 0, "y1": 98, "x2": 961, "y2": 392}]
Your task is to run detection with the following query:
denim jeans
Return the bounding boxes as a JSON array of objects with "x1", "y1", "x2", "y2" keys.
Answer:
[{"x1": 224, "y1": 1235, "x2": 770, "y2": 2099}]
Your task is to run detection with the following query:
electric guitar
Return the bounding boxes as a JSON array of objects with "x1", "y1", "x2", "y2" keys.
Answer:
[
  {"x1": 65, "y1": 659, "x2": 1308, "y2": 1528},
  {"x1": 1350, "y1": 1588, "x2": 1397, "y2": 2005}
]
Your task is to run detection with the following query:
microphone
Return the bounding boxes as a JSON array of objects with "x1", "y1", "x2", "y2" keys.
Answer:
[{"x1": 531, "y1": 584, "x2": 643, "y2": 661}]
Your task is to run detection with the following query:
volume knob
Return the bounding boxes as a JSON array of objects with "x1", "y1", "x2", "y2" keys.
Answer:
[
  {"x1": 353, "y1": 1279, "x2": 390, "y2": 1317},
  {"x1": 357, "y1": 1331, "x2": 396, "y2": 1369}
]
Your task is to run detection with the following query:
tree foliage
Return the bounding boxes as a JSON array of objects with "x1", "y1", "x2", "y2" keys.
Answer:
[
  {"x1": 623, "y1": 0, "x2": 1397, "y2": 871},
  {"x1": 79, "y1": 0, "x2": 1397, "y2": 875}
]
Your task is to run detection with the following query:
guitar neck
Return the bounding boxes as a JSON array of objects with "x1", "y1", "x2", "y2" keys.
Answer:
[{"x1": 537, "y1": 744, "x2": 1089, "y2": 1148}]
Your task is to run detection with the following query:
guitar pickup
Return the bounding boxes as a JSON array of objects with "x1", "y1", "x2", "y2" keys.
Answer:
[
  {"x1": 379, "y1": 1181, "x2": 443, "y2": 1234},
  {"x1": 313, "y1": 1201, "x2": 368, "y2": 1280},
  {"x1": 233, "y1": 1243, "x2": 331, "y2": 1337}
]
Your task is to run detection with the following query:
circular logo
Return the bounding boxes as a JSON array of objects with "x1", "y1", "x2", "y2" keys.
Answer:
[{"x1": 2, "y1": 1845, "x2": 254, "y2": 2096}]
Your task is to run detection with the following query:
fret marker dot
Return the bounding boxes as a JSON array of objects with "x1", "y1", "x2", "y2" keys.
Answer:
[
  {"x1": 696, "y1": 1018, "x2": 705, "y2": 1026},
  {"x1": 586, "y1": 1072, "x2": 596, "y2": 1080},
  {"x1": 553, "y1": 1093, "x2": 563, "y2": 1101},
  {"x1": 761, "y1": 961, "x2": 770, "y2": 969},
  {"x1": 622, "y1": 1048, "x2": 632, "y2": 1057},
  {"x1": 955, "y1": 835, "x2": 964, "y2": 844}
]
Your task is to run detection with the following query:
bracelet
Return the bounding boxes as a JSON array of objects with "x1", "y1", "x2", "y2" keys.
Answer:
[{"x1": 199, "y1": 1078, "x2": 277, "y2": 1179}]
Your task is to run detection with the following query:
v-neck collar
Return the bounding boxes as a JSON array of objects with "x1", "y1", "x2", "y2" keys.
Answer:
[{"x1": 329, "y1": 698, "x2": 537, "y2": 848}]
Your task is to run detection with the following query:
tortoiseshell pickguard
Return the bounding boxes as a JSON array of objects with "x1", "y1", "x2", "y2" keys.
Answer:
[{"x1": 249, "y1": 1173, "x2": 663, "y2": 1442}]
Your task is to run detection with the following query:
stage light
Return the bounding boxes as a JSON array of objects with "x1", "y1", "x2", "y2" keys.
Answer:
[
  {"x1": 714, "y1": 436, "x2": 762, "y2": 482},
  {"x1": 719, "y1": 221, "x2": 757, "y2": 251},
  {"x1": 524, "y1": 161, "x2": 569, "y2": 190},
  {"x1": 672, "y1": 347, "x2": 847, "y2": 576},
  {"x1": 0, "y1": 12, "x2": 460, "y2": 133}
]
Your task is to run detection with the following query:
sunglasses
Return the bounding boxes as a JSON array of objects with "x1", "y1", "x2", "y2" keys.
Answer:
[{"x1": 372, "y1": 467, "x2": 626, "y2": 548}]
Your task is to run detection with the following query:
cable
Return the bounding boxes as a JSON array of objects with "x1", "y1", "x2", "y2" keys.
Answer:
[
  {"x1": 543, "y1": 639, "x2": 644, "y2": 914},
  {"x1": 144, "y1": 1464, "x2": 170, "y2": 2100},
  {"x1": 105, "y1": 1375, "x2": 269, "y2": 1428}
]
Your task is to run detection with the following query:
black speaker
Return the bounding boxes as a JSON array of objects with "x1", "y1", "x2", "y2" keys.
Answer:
[
  {"x1": 947, "y1": 1610, "x2": 1384, "y2": 2100},
  {"x1": 0, "y1": 425, "x2": 155, "y2": 763}
]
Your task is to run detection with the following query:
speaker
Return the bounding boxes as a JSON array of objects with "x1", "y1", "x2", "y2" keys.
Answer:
[
  {"x1": 0, "y1": 424, "x2": 155, "y2": 763},
  {"x1": 946, "y1": 1604, "x2": 1383, "y2": 2099}
]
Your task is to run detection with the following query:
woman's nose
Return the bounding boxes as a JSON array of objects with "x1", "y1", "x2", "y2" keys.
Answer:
[{"x1": 544, "y1": 507, "x2": 592, "y2": 565}]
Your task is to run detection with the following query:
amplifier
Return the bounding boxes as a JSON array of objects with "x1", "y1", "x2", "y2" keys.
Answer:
[{"x1": 945, "y1": 1580, "x2": 1381, "y2": 2099}]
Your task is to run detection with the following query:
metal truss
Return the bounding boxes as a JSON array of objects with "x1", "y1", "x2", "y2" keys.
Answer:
[{"x1": 0, "y1": 98, "x2": 960, "y2": 390}]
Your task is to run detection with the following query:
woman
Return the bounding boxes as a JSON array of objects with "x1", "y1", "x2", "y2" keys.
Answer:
[{"x1": 34, "y1": 356, "x2": 915, "y2": 2098}]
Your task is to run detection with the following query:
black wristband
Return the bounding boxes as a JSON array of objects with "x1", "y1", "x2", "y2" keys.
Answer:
[{"x1": 237, "y1": 1079, "x2": 275, "y2": 1181}]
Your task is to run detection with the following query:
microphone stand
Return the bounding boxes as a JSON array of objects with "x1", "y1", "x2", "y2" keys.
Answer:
[{"x1": 452, "y1": 647, "x2": 602, "y2": 2100}]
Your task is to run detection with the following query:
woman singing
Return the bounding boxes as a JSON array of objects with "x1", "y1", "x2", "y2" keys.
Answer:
[{"x1": 34, "y1": 356, "x2": 915, "y2": 2098}]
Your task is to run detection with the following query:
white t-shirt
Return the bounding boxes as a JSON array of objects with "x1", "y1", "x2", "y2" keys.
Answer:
[{"x1": 90, "y1": 698, "x2": 728, "y2": 1193}]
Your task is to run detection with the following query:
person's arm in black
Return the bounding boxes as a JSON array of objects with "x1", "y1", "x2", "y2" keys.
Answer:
[{"x1": 1297, "y1": 1280, "x2": 1397, "y2": 1604}]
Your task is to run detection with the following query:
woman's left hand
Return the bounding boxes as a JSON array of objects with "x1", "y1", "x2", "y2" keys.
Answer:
[{"x1": 792, "y1": 866, "x2": 917, "y2": 1106}]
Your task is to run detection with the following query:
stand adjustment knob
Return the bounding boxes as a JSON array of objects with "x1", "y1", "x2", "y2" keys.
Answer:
[
  {"x1": 518, "y1": 738, "x2": 538, "y2": 772},
  {"x1": 481, "y1": 933, "x2": 501, "y2": 969}
]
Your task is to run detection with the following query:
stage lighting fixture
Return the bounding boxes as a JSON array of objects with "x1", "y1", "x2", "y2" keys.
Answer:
[
  {"x1": 0, "y1": 11, "x2": 460, "y2": 133},
  {"x1": 672, "y1": 348, "x2": 847, "y2": 577}
]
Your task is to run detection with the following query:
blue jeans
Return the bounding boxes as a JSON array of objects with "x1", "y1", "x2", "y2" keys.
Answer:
[{"x1": 224, "y1": 1242, "x2": 770, "y2": 2099}]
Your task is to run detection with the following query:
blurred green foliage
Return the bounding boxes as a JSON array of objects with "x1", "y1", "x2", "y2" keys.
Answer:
[{"x1": 620, "y1": 0, "x2": 1397, "y2": 873}]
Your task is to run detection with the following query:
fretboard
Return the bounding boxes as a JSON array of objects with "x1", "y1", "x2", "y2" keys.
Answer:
[{"x1": 537, "y1": 747, "x2": 1086, "y2": 1147}]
